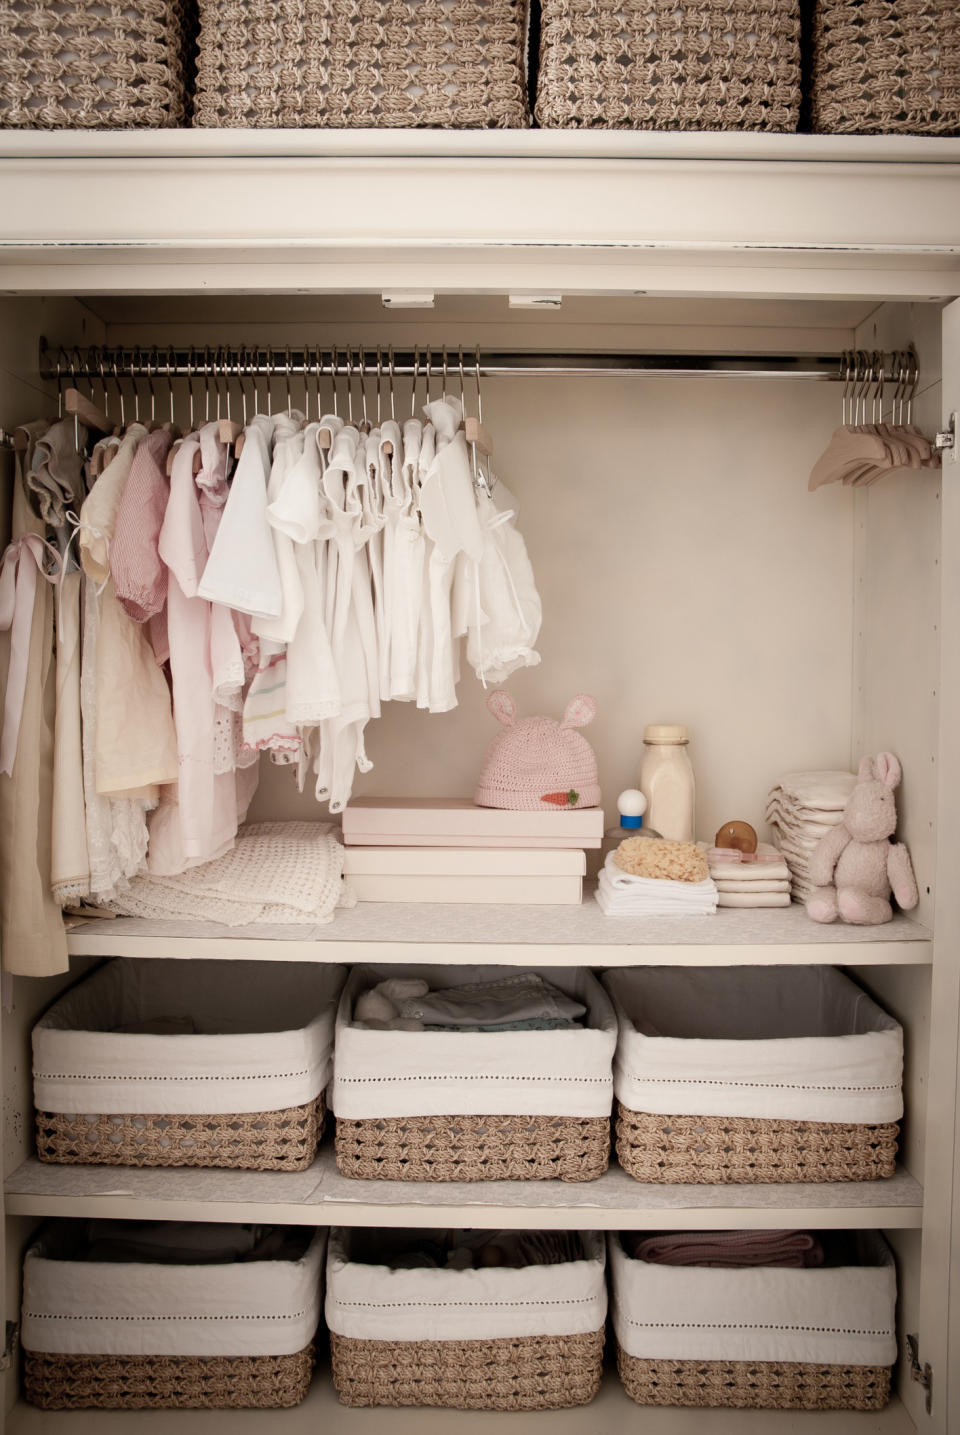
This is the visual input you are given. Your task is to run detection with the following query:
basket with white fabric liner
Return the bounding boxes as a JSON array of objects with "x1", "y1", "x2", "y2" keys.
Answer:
[
  {"x1": 610, "y1": 1229, "x2": 896, "y2": 1410},
  {"x1": 331, "y1": 963, "x2": 617, "y2": 1181},
  {"x1": 22, "y1": 1220, "x2": 325, "y2": 1410},
  {"x1": 603, "y1": 965, "x2": 902, "y2": 1183},
  {"x1": 325, "y1": 1226, "x2": 606, "y2": 1409},
  {"x1": 33, "y1": 959, "x2": 345, "y2": 1170}
]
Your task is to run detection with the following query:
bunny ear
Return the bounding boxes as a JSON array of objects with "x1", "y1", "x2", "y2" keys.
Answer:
[
  {"x1": 857, "y1": 755, "x2": 876, "y2": 782},
  {"x1": 487, "y1": 690, "x2": 516, "y2": 727},
  {"x1": 561, "y1": 694, "x2": 597, "y2": 730},
  {"x1": 875, "y1": 752, "x2": 902, "y2": 789}
]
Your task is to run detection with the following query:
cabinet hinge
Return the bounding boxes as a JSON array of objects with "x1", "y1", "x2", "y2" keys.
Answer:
[
  {"x1": 934, "y1": 413, "x2": 956, "y2": 461},
  {"x1": 907, "y1": 1332, "x2": 932, "y2": 1415},
  {"x1": 0, "y1": 1320, "x2": 18, "y2": 1373}
]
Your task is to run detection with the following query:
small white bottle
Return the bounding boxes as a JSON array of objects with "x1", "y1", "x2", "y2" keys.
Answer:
[
  {"x1": 639, "y1": 724, "x2": 696, "y2": 842},
  {"x1": 601, "y1": 789, "x2": 661, "y2": 861}
]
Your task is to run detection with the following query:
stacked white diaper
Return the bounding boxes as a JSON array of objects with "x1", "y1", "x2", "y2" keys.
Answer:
[
  {"x1": 765, "y1": 771, "x2": 857, "y2": 902},
  {"x1": 707, "y1": 843, "x2": 792, "y2": 908},
  {"x1": 595, "y1": 852, "x2": 717, "y2": 916}
]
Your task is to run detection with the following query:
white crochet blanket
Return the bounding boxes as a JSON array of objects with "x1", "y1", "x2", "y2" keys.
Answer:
[{"x1": 103, "y1": 822, "x2": 356, "y2": 926}]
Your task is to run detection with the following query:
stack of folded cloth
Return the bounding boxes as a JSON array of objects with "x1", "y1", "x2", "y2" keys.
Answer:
[
  {"x1": 353, "y1": 972, "x2": 586, "y2": 1032},
  {"x1": 595, "y1": 838, "x2": 718, "y2": 917},
  {"x1": 622, "y1": 1229, "x2": 825, "y2": 1269},
  {"x1": 706, "y1": 842, "x2": 792, "y2": 908},
  {"x1": 765, "y1": 771, "x2": 858, "y2": 902}
]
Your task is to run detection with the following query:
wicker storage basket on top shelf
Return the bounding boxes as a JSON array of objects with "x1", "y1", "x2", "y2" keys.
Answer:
[
  {"x1": 610, "y1": 1230, "x2": 896, "y2": 1411},
  {"x1": 810, "y1": 0, "x2": 960, "y2": 135},
  {"x1": 535, "y1": 0, "x2": 801, "y2": 131},
  {"x1": 23, "y1": 1221, "x2": 325, "y2": 1411},
  {"x1": 326, "y1": 1227, "x2": 607, "y2": 1410},
  {"x1": 604, "y1": 965, "x2": 903, "y2": 1184},
  {"x1": 0, "y1": 0, "x2": 192, "y2": 128},
  {"x1": 33, "y1": 959, "x2": 345, "y2": 1172},
  {"x1": 194, "y1": 0, "x2": 530, "y2": 129}
]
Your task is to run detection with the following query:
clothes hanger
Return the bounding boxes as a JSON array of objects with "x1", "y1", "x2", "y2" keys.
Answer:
[
  {"x1": 461, "y1": 343, "x2": 492, "y2": 460},
  {"x1": 808, "y1": 351, "x2": 887, "y2": 491},
  {"x1": 318, "y1": 347, "x2": 339, "y2": 451},
  {"x1": 217, "y1": 344, "x2": 243, "y2": 448}
]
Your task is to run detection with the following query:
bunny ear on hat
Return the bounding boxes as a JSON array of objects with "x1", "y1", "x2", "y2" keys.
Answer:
[
  {"x1": 487, "y1": 690, "x2": 516, "y2": 727},
  {"x1": 875, "y1": 752, "x2": 902, "y2": 789},
  {"x1": 561, "y1": 694, "x2": 597, "y2": 730}
]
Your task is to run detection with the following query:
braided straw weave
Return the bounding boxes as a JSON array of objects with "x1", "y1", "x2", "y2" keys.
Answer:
[
  {"x1": 0, "y1": 1, "x2": 191, "y2": 128},
  {"x1": 335, "y1": 1111, "x2": 609, "y2": 1181},
  {"x1": 616, "y1": 1102, "x2": 898, "y2": 1183},
  {"x1": 195, "y1": 0, "x2": 530, "y2": 129},
  {"x1": 617, "y1": 1347, "x2": 891, "y2": 1411},
  {"x1": 36, "y1": 1092, "x2": 325, "y2": 1172},
  {"x1": 24, "y1": 1347, "x2": 314, "y2": 1410},
  {"x1": 535, "y1": 0, "x2": 800, "y2": 131},
  {"x1": 811, "y1": 0, "x2": 960, "y2": 135},
  {"x1": 331, "y1": 1330, "x2": 604, "y2": 1409}
]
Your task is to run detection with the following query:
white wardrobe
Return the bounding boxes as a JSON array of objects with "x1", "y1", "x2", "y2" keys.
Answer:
[{"x1": 0, "y1": 129, "x2": 959, "y2": 1434}]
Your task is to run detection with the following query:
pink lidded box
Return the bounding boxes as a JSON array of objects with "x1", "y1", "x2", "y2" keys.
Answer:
[{"x1": 341, "y1": 798, "x2": 604, "y2": 848}]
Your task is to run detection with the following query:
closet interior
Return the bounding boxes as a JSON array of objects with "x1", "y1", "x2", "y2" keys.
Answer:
[{"x1": 0, "y1": 252, "x2": 957, "y2": 1433}]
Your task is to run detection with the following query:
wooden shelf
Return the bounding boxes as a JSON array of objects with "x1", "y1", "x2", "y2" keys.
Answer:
[
  {"x1": 5, "y1": 1374, "x2": 919, "y2": 1434},
  {"x1": 64, "y1": 900, "x2": 932, "y2": 966},
  {"x1": 4, "y1": 1148, "x2": 923, "y2": 1231}
]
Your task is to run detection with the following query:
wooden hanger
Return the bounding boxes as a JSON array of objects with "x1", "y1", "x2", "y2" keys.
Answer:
[{"x1": 65, "y1": 386, "x2": 113, "y2": 437}]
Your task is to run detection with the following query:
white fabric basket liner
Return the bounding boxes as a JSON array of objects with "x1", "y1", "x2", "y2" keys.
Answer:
[
  {"x1": 610, "y1": 1231, "x2": 897, "y2": 1367},
  {"x1": 331, "y1": 964, "x2": 616, "y2": 1119},
  {"x1": 33, "y1": 959, "x2": 346, "y2": 1115},
  {"x1": 603, "y1": 966, "x2": 902, "y2": 1124},
  {"x1": 325, "y1": 1228, "x2": 607, "y2": 1343},
  {"x1": 22, "y1": 1226, "x2": 326, "y2": 1358}
]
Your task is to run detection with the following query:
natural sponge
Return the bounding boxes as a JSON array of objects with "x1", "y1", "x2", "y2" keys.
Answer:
[{"x1": 613, "y1": 838, "x2": 708, "y2": 883}]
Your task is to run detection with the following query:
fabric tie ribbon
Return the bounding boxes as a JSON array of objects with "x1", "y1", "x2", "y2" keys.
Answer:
[{"x1": 0, "y1": 533, "x2": 62, "y2": 776}]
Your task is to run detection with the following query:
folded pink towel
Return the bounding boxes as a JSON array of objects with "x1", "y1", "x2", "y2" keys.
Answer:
[{"x1": 626, "y1": 1230, "x2": 824, "y2": 1268}]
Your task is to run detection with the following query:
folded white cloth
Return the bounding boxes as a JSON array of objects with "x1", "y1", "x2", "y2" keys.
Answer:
[
  {"x1": 708, "y1": 843, "x2": 790, "y2": 883},
  {"x1": 772, "y1": 770, "x2": 857, "y2": 811},
  {"x1": 717, "y1": 891, "x2": 792, "y2": 908},
  {"x1": 715, "y1": 879, "x2": 791, "y2": 893},
  {"x1": 597, "y1": 856, "x2": 717, "y2": 916}
]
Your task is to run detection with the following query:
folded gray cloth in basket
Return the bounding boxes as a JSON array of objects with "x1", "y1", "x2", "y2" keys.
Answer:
[
  {"x1": 63, "y1": 1221, "x2": 312, "y2": 1266},
  {"x1": 354, "y1": 973, "x2": 585, "y2": 1031}
]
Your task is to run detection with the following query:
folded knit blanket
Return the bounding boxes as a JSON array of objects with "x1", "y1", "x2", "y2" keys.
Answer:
[
  {"x1": 625, "y1": 1230, "x2": 824, "y2": 1269},
  {"x1": 102, "y1": 822, "x2": 356, "y2": 926},
  {"x1": 708, "y1": 843, "x2": 790, "y2": 883}
]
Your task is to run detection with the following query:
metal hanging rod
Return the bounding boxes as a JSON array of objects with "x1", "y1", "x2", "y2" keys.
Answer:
[{"x1": 38, "y1": 343, "x2": 918, "y2": 385}]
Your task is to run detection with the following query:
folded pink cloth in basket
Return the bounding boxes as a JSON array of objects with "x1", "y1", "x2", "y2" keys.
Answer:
[{"x1": 626, "y1": 1230, "x2": 824, "y2": 1268}]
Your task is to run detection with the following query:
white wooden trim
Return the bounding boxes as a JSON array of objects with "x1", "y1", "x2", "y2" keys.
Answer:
[
  {"x1": 4, "y1": 1383, "x2": 920, "y2": 1434},
  {"x1": 3, "y1": 1152, "x2": 923, "y2": 1231},
  {"x1": 63, "y1": 905, "x2": 933, "y2": 966}
]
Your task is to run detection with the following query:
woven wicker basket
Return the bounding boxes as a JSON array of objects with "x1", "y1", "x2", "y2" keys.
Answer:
[
  {"x1": 335, "y1": 1111, "x2": 609, "y2": 1182},
  {"x1": 617, "y1": 1347, "x2": 891, "y2": 1411},
  {"x1": 331, "y1": 1330, "x2": 604, "y2": 1410},
  {"x1": 24, "y1": 1346, "x2": 314, "y2": 1411},
  {"x1": 36, "y1": 1092, "x2": 325, "y2": 1172},
  {"x1": 616, "y1": 1103, "x2": 899, "y2": 1183},
  {"x1": 535, "y1": 0, "x2": 800, "y2": 131},
  {"x1": 195, "y1": 0, "x2": 530, "y2": 129},
  {"x1": 811, "y1": 0, "x2": 960, "y2": 135},
  {"x1": 0, "y1": 0, "x2": 192, "y2": 128}
]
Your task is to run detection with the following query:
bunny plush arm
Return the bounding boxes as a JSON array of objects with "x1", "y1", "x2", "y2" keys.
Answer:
[
  {"x1": 888, "y1": 842, "x2": 918, "y2": 911},
  {"x1": 807, "y1": 823, "x2": 851, "y2": 889}
]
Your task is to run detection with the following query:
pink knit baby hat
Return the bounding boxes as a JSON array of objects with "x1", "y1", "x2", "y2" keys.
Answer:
[{"x1": 474, "y1": 691, "x2": 601, "y2": 810}]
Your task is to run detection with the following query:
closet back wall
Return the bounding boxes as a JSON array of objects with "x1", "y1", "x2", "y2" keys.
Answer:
[{"x1": 237, "y1": 375, "x2": 850, "y2": 843}]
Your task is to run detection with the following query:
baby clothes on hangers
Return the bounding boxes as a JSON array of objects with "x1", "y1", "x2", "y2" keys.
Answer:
[
  {"x1": 267, "y1": 421, "x2": 340, "y2": 727},
  {"x1": 198, "y1": 413, "x2": 281, "y2": 619},
  {"x1": 148, "y1": 437, "x2": 257, "y2": 876},
  {"x1": 465, "y1": 484, "x2": 542, "y2": 686}
]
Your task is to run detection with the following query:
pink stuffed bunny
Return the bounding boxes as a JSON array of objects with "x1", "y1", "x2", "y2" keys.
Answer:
[{"x1": 806, "y1": 753, "x2": 918, "y2": 925}]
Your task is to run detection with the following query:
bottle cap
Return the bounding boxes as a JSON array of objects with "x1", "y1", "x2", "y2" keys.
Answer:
[
  {"x1": 618, "y1": 789, "x2": 647, "y2": 828},
  {"x1": 643, "y1": 724, "x2": 689, "y2": 744}
]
